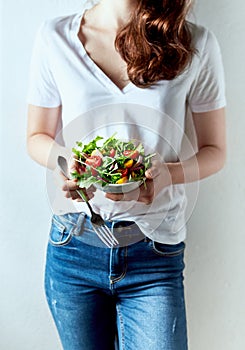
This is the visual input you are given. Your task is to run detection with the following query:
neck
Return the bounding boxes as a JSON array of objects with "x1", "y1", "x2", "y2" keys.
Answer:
[{"x1": 87, "y1": 0, "x2": 138, "y2": 30}]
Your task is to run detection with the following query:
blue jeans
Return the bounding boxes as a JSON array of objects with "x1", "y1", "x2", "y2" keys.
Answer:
[{"x1": 45, "y1": 213, "x2": 188, "y2": 350}]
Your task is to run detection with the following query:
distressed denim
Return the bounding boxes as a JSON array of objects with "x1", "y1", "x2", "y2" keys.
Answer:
[{"x1": 45, "y1": 213, "x2": 188, "y2": 350}]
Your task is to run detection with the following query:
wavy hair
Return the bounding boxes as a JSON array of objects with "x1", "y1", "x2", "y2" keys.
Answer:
[{"x1": 115, "y1": 0, "x2": 195, "y2": 88}]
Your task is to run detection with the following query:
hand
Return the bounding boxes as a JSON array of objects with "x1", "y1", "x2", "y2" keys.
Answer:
[
  {"x1": 105, "y1": 160, "x2": 172, "y2": 205},
  {"x1": 59, "y1": 157, "x2": 95, "y2": 202}
]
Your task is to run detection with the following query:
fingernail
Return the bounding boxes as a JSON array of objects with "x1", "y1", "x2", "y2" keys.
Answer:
[{"x1": 146, "y1": 170, "x2": 153, "y2": 178}]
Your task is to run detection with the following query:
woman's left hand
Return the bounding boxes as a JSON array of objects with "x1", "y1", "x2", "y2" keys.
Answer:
[{"x1": 105, "y1": 160, "x2": 172, "y2": 204}]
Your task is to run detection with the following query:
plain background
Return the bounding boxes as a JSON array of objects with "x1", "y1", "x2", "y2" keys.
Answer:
[{"x1": 0, "y1": 0, "x2": 244, "y2": 349}]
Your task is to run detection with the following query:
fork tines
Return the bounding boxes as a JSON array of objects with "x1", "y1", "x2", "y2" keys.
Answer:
[{"x1": 93, "y1": 225, "x2": 119, "y2": 248}]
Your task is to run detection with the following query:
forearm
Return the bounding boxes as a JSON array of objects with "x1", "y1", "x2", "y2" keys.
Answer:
[
  {"x1": 27, "y1": 134, "x2": 70, "y2": 170},
  {"x1": 167, "y1": 145, "x2": 226, "y2": 185}
]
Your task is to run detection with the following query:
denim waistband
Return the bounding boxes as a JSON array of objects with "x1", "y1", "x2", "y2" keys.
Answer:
[{"x1": 52, "y1": 212, "x2": 146, "y2": 248}]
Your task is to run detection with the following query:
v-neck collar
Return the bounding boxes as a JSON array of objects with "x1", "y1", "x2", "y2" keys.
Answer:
[{"x1": 70, "y1": 10, "x2": 135, "y2": 95}]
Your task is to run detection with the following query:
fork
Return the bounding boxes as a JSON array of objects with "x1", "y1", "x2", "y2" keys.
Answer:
[{"x1": 57, "y1": 156, "x2": 119, "y2": 248}]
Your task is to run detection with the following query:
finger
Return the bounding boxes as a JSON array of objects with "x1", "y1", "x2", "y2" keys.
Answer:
[
  {"x1": 145, "y1": 165, "x2": 161, "y2": 179},
  {"x1": 105, "y1": 193, "x2": 124, "y2": 201},
  {"x1": 105, "y1": 187, "x2": 140, "y2": 202},
  {"x1": 66, "y1": 188, "x2": 95, "y2": 201},
  {"x1": 77, "y1": 189, "x2": 95, "y2": 201},
  {"x1": 62, "y1": 179, "x2": 80, "y2": 191},
  {"x1": 87, "y1": 185, "x2": 96, "y2": 192},
  {"x1": 64, "y1": 190, "x2": 84, "y2": 200},
  {"x1": 86, "y1": 189, "x2": 96, "y2": 199}
]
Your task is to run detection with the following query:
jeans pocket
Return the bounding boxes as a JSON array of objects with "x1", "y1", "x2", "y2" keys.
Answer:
[
  {"x1": 151, "y1": 241, "x2": 185, "y2": 257},
  {"x1": 49, "y1": 216, "x2": 73, "y2": 247}
]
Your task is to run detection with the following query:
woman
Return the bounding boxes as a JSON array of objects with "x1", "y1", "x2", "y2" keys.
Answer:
[{"x1": 26, "y1": 0, "x2": 226, "y2": 349}]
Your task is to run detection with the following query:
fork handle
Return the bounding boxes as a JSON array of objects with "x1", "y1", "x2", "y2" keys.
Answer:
[{"x1": 76, "y1": 189, "x2": 94, "y2": 213}]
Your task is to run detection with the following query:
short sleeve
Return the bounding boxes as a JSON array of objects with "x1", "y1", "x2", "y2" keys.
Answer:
[
  {"x1": 26, "y1": 22, "x2": 62, "y2": 108},
  {"x1": 188, "y1": 30, "x2": 226, "y2": 113}
]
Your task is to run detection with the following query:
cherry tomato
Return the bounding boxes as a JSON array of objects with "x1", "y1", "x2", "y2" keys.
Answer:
[
  {"x1": 85, "y1": 155, "x2": 102, "y2": 168},
  {"x1": 78, "y1": 165, "x2": 86, "y2": 174},
  {"x1": 91, "y1": 168, "x2": 98, "y2": 177},
  {"x1": 123, "y1": 150, "x2": 139, "y2": 159},
  {"x1": 109, "y1": 148, "x2": 116, "y2": 158},
  {"x1": 121, "y1": 168, "x2": 128, "y2": 177}
]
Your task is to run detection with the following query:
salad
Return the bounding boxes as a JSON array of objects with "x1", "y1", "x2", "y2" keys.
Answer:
[{"x1": 71, "y1": 133, "x2": 156, "y2": 189}]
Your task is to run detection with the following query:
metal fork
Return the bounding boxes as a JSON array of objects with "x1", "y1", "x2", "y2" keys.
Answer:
[{"x1": 58, "y1": 156, "x2": 119, "y2": 248}]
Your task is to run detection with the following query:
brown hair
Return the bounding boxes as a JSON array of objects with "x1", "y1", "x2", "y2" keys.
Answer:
[{"x1": 115, "y1": 0, "x2": 195, "y2": 88}]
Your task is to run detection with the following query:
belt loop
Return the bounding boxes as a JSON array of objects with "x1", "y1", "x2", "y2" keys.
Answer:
[{"x1": 72, "y1": 212, "x2": 86, "y2": 236}]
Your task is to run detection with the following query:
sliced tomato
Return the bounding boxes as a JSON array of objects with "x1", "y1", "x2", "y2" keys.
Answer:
[
  {"x1": 117, "y1": 168, "x2": 129, "y2": 177},
  {"x1": 85, "y1": 155, "x2": 102, "y2": 168},
  {"x1": 123, "y1": 150, "x2": 139, "y2": 159},
  {"x1": 121, "y1": 168, "x2": 128, "y2": 177},
  {"x1": 91, "y1": 168, "x2": 98, "y2": 177},
  {"x1": 78, "y1": 165, "x2": 86, "y2": 174},
  {"x1": 91, "y1": 149, "x2": 103, "y2": 158},
  {"x1": 109, "y1": 148, "x2": 116, "y2": 158}
]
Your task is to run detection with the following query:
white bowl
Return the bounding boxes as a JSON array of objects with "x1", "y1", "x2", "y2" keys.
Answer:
[{"x1": 94, "y1": 180, "x2": 143, "y2": 193}]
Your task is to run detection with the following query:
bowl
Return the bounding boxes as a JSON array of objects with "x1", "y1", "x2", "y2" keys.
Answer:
[{"x1": 94, "y1": 180, "x2": 143, "y2": 193}]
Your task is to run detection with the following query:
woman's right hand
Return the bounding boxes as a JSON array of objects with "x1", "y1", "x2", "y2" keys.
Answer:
[{"x1": 59, "y1": 157, "x2": 96, "y2": 202}]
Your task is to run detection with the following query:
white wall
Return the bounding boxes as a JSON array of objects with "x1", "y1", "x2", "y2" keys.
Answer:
[
  {"x1": 185, "y1": 2, "x2": 245, "y2": 349},
  {"x1": 1, "y1": 1, "x2": 244, "y2": 349}
]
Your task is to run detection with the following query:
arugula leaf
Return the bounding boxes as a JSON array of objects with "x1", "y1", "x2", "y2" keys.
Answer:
[
  {"x1": 78, "y1": 176, "x2": 99, "y2": 189},
  {"x1": 82, "y1": 136, "x2": 104, "y2": 154},
  {"x1": 101, "y1": 132, "x2": 117, "y2": 149},
  {"x1": 72, "y1": 147, "x2": 82, "y2": 158}
]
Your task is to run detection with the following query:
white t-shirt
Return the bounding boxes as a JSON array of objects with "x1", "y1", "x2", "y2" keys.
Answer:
[{"x1": 27, "y1": 5, "x2": 226, "y2": 244}]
